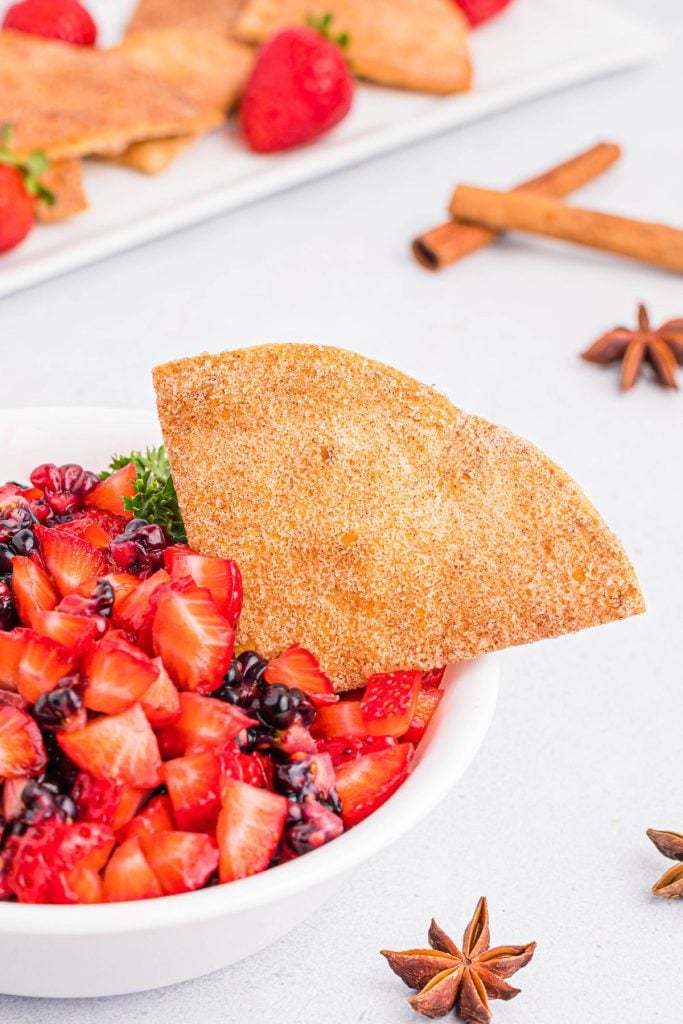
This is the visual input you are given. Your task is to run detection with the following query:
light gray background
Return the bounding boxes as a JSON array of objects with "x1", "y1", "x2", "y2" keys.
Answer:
[{"x1": 2, "y1": 0, "x2": 682, "y2": 1020}]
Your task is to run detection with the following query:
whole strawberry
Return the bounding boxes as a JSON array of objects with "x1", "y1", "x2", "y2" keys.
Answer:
[
  {"x1": 454, "y1": 0, "x2": 514, "y2": 27},
  {"x1": 0, "y1": 126, "x2": 54, "y2": 254},
  {"x1": 241, "y1": 15, "x2": 354, "y2": 154},
  {"x1": 2, "y1": 0, "x2": 97, "y2": 46}
]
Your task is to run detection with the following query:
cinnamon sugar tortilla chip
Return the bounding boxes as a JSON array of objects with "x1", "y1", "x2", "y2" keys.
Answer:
[
  {"x1": 153, "y1": 345, "x2": 644, "y2": 691},
  {"x1": 116, "y1": 30, "x2": 253, "y2": 110},
  {"x1": 127, "y1": 0, "x2": 244, "y2": 36},
  {"x1": 111, "y1": 134, "x2": 197, "y2": 175},
  {"x1": 0, "y1": 29, "x2": 222, "y2": 160},
  {"x1": 234, "y1": 0, "x2": 472, "y2": 95},
  {"x1": 36, "y1": 160, "x2": 87, "y2": 222},
  {"x1": 112, "y1": 29, "x2": 254, "y2": 173}
]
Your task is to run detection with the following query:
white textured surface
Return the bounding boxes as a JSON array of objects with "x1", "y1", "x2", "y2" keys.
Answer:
[{"x1": 1, "y1": 0, "x2": 682, "y2": 1019}]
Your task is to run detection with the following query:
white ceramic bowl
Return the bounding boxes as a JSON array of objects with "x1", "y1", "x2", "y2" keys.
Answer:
[{"x1": 0, "y1": 408, "x2": 499, "y2": 998}]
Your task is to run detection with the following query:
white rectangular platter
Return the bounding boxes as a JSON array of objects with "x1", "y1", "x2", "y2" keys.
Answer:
[{"x1": 0, "y1": 0, "x2": 663, "y2": 298}]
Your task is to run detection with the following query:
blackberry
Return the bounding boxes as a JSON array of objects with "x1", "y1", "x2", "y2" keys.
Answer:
[
  {"x1": 110, "y1": 518, "x2": 170, "y2": 574},
  {"x1": 0, "y1": 545, "x2": 13, "y2": 576},
  {"x1": 29, "y1": 463, "x2": 100, "y2": 516},
  {"x1": 42, "y1": 729, "x2": 80, "y2": 787},
  {"x1": 9, "y1": 528, "x2": 37, "y2": 557},
  {"x1": 237, "y1": 650, "x2": 268, "y2": 684},
  {"x1": 0, "y1": 506, "x2": 35, "y2": 544},
  {"x1": 282, "y1": 800, "x2": 344, "y2": 857},
  {"x1": 33, "y1": 676, "x2": 83, "y2": 731},
  {"x1": 258, "y1": 684, "x2": 314, "y2": 730},
  {"x1": 0, "y1": 580, "x2": 16, "y2": 631},
  {"x1": 8, "y1": 778, "x2": 76, "y2": 836},
  {"x1": 239, "y1": 725, "x2": 275, "y2": 754}
]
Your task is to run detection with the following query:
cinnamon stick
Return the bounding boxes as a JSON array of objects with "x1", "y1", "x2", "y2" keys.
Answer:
[
  {"x1": 413, "y1": 142, "x2": 621, "y2": 270},
  {"x1": 448, "y1": 186, "x2": 683, "y2": 274}
]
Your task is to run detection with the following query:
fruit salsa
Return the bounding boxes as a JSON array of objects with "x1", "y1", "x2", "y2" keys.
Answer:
[{"x1": 0, "y1": 451, "x2": 443, "y2": 904}]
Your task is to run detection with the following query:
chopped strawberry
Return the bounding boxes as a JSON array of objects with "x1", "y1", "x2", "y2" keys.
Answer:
[
  {"x1": 58, "y1": 703, "x2": 161, "y2": 788},
  {"x1": 72, "y1": 772, "x2": 147, "y2": 832},
  {"x1": 76, "y1": 571, "x2": 139, "y2": 612},
  {"x1": 453, "y1": 0, "x2": 513, "y2": 28},
  {"x1": 52, "y1": 514, "x2": 112, "y2": 549},
  {"x1": 165, "y1": 546, "x2": 243, "y2": 626},
  {"x1": 29, "y1": 609, "x2": 99, "y2": 655},
  {"x1": 264, "y1": 644, "x2": 337, "y2": 703},
  {"x1": 161, "y1": 750, "x2": 221, "y2": 832},
  {"x1": 218, "y1": 745, "x2": 273, "y2": 790},
  {"x1": 84, "y1": 632, "x2": 160, "y2": 715},
  {"x1": 403, "y1": 688, "x2": 443, "y2": 745},
  {"x1": 139, "y1": 657, "x2": 180, "y2": 727},
  {"x1": 311, "y1": 699, "x2": 366, "y2": 739},
  {"x1": 360, "y1": 670, "x2": 422, "y2": 738},
  {"x1": 58, "y1": 865, "x2": 104, "y2": 904},
  {"x1": 141, "y1": 830, "x2": 218, "y2": 895},
  {"x1": 136, "y1": 576, "x2": 195, "y2": 654},
  {"x1": 35, "y1": 525, "x2": 108, "y2": 597},
  {"x1": 113, "y1": 567, "x2": 170, "y2": 639},
  {"x1": 85, "y1": 462, "x2": 137, "y2": 518},
  {"x1": 0, "y1": 705, "x2": 46, "y2": 778},
  {"x1": 217, "y1": 780, "x2": 287, "y2": 883},
  {"x1": 334, "y1": 743, "x2": 414, "y2": 828},
  {"x1": 422, "y1": 666, "x2": 446, "y2": 688},
  {"x1": 276, "y1": 722, "x2": 318, "y2": 756},
  {"x1": 120, "y1": 794, "x2": 175, "y2": 842},
  {"x1": 104, "y1": 836, "x2": 163, "y2": 902},
  {"x1": 11, "y1": 555, "x2": 58, "y2": 623},
  {"x1": 153, "y1": 585, "x2": 234, "y2": 693},
  {"x1": 17, "y1": 632, "x2": 78, "y2": 703},
  {"x1": 2, "y1": 775, "x2": 28, "y2": 819},
  {"x1": 316, "y1": 734, "x2": 397, "y2": 767},
  {"x1": 156, "y1": 692, "x2": 254, "y2": 759},
  {"x1": 0, "y1": 689, "x2": 28, "y2": 711},
  {"x1": 3, "y1": 820, "x2": 114, "y2": 904},
  {"x1": 0, "y1": 628, "x2": 32, "y2": 691}
]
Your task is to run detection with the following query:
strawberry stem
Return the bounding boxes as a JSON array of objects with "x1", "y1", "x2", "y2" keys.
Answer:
[
  {"x1": 306, "y1": 12, "x2": 350, "y2": 48},
  {"x1": 0, "y1": 122, "x2": 55, "y2": 207}
]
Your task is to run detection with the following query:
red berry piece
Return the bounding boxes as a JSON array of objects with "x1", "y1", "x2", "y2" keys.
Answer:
[
  {"x1": 83, "y1": 631, "x2": 160, "y2": 715},
  {"x1": 29, "y1": 609, "x2": 99, "y2": 655},
  {"x1": 403, "y1": 687, "x2": 443, "y2": 745},
  {"x1": 17, "y1": 631, "x2": 78, "y2": 703},
  {"x1": 155, "y1": 692, "x2": 254, "y2": 759},
  {"x1": 85, "y1": 462, "x2": 136, "y2": 518},
  {"x1": 140, "y1": 830, "x2": 218, "y2": 896},
  {"x1": 165, "y1": 546, "x2": 243, "y2": 627},
  {"x1": 264, "y1": 644, "x2": 337, "y2": 704},
  {"x1": 3, "y1": 820, "x2": 113, "y2": 903},
  {"x1": 104, "y1": 836, "x2": 163, "y2": 902},
  {"x1": 311, "y1": 698, "x2": 367, "y2": 739},
  {"x1": 0, "y1": 628, "x2": 32, "y2": 692},
  {"x1": 139, "y1": 657, "x2": 181, "y2": 727},
  {"x1": 11, "y1": 555, "x2": 58, "y2": 623},
  {"x1": 316, "y1": 734, "x2": 396, "y2": 767},
  {"x1": 281, "y1": 799, "x2": 343, "y2": 860},
  {"x1": 453, "y1": 0, "x2": 514, "y2": 27},
  {"x1": 3, "y1": 0, "x2": 97, "y2": 45},
  {"x1": 161, "y1": 749, "x2": 222, "y2": 833},
  {"x1": 152, "y1": 585, "x2": 234, "y2": 693},
  {"x1": 359, "y1": 670, "x2": 422, "y2": 738},
  {"x1": 334, "y1": 743, "x2": 414, "y2": 828},
  {"x1": 241, "y1": 24, "x2": 354, "y2": 153},
  {"x1": 58, "y1": 703, "x2": 162, "y2": 788},
  {"x1": 0, "y1": 704, "x2": 47, "y2": 779},
  {"x1": 72, "y1": 772, "x2": 146, "y2": 832},
  {"x1": 35, "y1": 525, "x2": 108, "y2": 597},
  {"x1": 29, "y1": 463, "x2": 100, "y2": 516},
  {"x1": 421, "y1": 666, "x2": 446, "y2": 688},
  {"x1": 120, "y1": 793, "x2": 175, "y2": 843},
  {"x1": 217, "y1": 779, "x2": 287, "y2": 883}
]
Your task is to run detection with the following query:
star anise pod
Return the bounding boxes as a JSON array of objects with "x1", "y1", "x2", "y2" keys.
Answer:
[
  {"x1": 380, "y1": 897, "x2": 536, "y2": 1023},
  {"x1": 647, "y1": 828, "x2": 683, "y2": 898},
  {"x1": 581, "y1": 304, "x2": 683, "y2": 391}
]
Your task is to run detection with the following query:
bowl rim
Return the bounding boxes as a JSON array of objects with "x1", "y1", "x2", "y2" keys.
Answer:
[{"x1": 0, "y1": 407, "x2": 500, "y2": 936}]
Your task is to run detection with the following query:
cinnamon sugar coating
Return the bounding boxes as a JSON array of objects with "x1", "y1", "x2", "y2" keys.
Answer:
[{"x1": 153, "y1": 345, "x2": 644, "y2": 691}]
